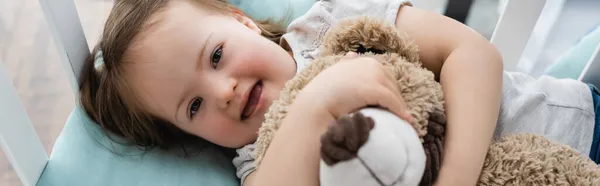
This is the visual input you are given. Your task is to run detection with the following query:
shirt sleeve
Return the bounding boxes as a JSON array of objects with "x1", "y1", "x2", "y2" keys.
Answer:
[
  {"x1": 281, "y1": 0, "x2": 413, "y2": 74},
  {"x1": 232, "y1": 144, "x2": 257, "y2": 185},
  {"x1": 326, "y1": 0, "x2": 412, "y2": 24}
]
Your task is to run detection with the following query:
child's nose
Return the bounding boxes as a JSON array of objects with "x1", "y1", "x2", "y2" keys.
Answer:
[{"x1": 216, "y1": 77, "x2": 237, "y2": 110}]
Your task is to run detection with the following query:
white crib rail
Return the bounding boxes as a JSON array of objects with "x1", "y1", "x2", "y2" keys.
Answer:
[
  {"x1": 579, "y1": 44, "x2": 600, "y2": 86},
  {"x1": 491, "y1": 0, "x2": 546, "y2": 71},
  {"x1": 0, "y1": 61, "x2": 48, "y2": 186},
  {"x1": 0, "y1": 0, "x2": 88, "y2": 185},
  {"x1": 39, "y1": 0, "x2": 90, "y2": 93}
]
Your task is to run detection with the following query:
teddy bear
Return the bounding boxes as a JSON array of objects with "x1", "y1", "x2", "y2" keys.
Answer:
[{"x1": 252, "y1": 16, "x2": 600, "y2": 186}]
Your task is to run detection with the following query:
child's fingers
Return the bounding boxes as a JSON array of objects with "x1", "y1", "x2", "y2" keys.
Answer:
[
  {"x1": 381, "y1": 71, "x2": 413, "y2": 123},
  {"x1": 375, "y1": 86, "x2": 413, "y2": 123}
]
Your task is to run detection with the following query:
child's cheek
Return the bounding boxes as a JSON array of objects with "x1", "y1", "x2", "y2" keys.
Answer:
[
  {"x1": 199, "y1": 115, "x2": 243, "y2": 146},
  {"x1": 231, "y1": 49, "x2": 269, "y2": 76}
]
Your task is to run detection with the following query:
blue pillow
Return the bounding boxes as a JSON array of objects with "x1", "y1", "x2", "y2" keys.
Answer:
[
  {"x1": 230, "y1": 0, "x2": 315, "y2": 26},
  {"x1": 37, "y1": 107, "x2": 239, "y2": 186}
]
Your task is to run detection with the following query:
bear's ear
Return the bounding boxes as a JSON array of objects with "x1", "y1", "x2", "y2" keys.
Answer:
[{"x1": 320, "y1": 16, "x2": 420, "y2": 63}]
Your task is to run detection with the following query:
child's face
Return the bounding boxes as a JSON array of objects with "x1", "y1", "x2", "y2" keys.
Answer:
[{"x1": 125, "y1": 1, "x2": 296, "y2": 148}]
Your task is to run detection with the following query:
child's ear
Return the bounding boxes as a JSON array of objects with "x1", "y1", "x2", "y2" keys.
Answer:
[{"x1": 231, "y1": 9, "x2": 261, "y2": 35}]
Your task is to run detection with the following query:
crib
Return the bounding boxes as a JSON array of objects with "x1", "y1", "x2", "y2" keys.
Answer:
[{"x1": 1, "y1": 0, "x2": 599, "y2": 185}]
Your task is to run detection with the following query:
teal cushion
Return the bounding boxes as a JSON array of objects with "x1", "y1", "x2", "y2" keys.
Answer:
[
  {"x1": 544, "y1": 24, "x2": 600, "y2": 79},
  {"x1": 230, "y1": 0, "x2": 315, "y2": 26},
  {"x1": 36, "y1": 107, "x2": 239, "y2": 186}
]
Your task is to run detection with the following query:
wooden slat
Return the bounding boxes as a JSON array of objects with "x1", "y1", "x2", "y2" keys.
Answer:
[
  {"x1": 0, "y1": 61, "x2": 48, "y2": 186},
  {"x1": 491, "y1": 0, "x2": 546, "y2": 71},
  {"x1": 38, "y1": 0, "x2": 90, "y2": 91}
]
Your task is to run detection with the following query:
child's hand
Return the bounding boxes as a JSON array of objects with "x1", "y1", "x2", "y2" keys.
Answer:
[{"x1": 295, "y1": 52, "x2": 413, "y2": 122}]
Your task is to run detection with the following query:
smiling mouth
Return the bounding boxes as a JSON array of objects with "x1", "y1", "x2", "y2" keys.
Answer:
[{"x1": 241, "y1": 81, "x2": 263, "y2": 120}]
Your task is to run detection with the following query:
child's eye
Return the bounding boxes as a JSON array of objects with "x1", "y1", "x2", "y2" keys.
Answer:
[
  {"x1": 211, "y1": 45, "x2": 223, "y2": 69},
  {"x1": 189, "y1": 97, "x2": 203, "y2": 119}
]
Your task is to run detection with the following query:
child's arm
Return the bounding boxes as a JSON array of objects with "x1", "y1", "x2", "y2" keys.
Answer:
[
  {"x1": 395, "y1": 6, "x2": 503, "y2": 185},
  {"x1": 251, "y1": 54, "x2": 411, "y2": 186}
]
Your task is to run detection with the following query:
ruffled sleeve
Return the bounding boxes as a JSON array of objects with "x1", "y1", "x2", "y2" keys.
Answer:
[{"x1": 280, "y1": 0, "x2": 413, "y2": 73}]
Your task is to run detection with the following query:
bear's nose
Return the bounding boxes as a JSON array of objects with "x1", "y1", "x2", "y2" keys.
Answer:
[{"x1": 356, "y1": 44, "x2": 385, "y2": 55}]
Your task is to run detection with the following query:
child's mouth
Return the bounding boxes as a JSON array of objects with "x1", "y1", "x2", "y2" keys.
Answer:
[{"x1": 241, "y1": 81, "x2": 263, "y2": 120}]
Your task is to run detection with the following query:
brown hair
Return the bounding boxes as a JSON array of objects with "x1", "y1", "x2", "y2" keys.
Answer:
[{"x1": 79, "y1": 0, "x2": 285, "y2": 152}]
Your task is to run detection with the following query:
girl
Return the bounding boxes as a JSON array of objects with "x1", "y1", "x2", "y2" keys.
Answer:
[{"x1": 80, "y1": 0, "x2": 598, "y2": 185}]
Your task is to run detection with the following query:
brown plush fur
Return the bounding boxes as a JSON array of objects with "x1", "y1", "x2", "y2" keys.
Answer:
[
  {"x1": 320, "y1": 113, "x2": 375, "y2": 166},
  {"x1": 253, "y1": 16, "x2": 600, "y2": 185},
  {"x1": 480, "y1": 134, "x2": 600, "y2": 185}
]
